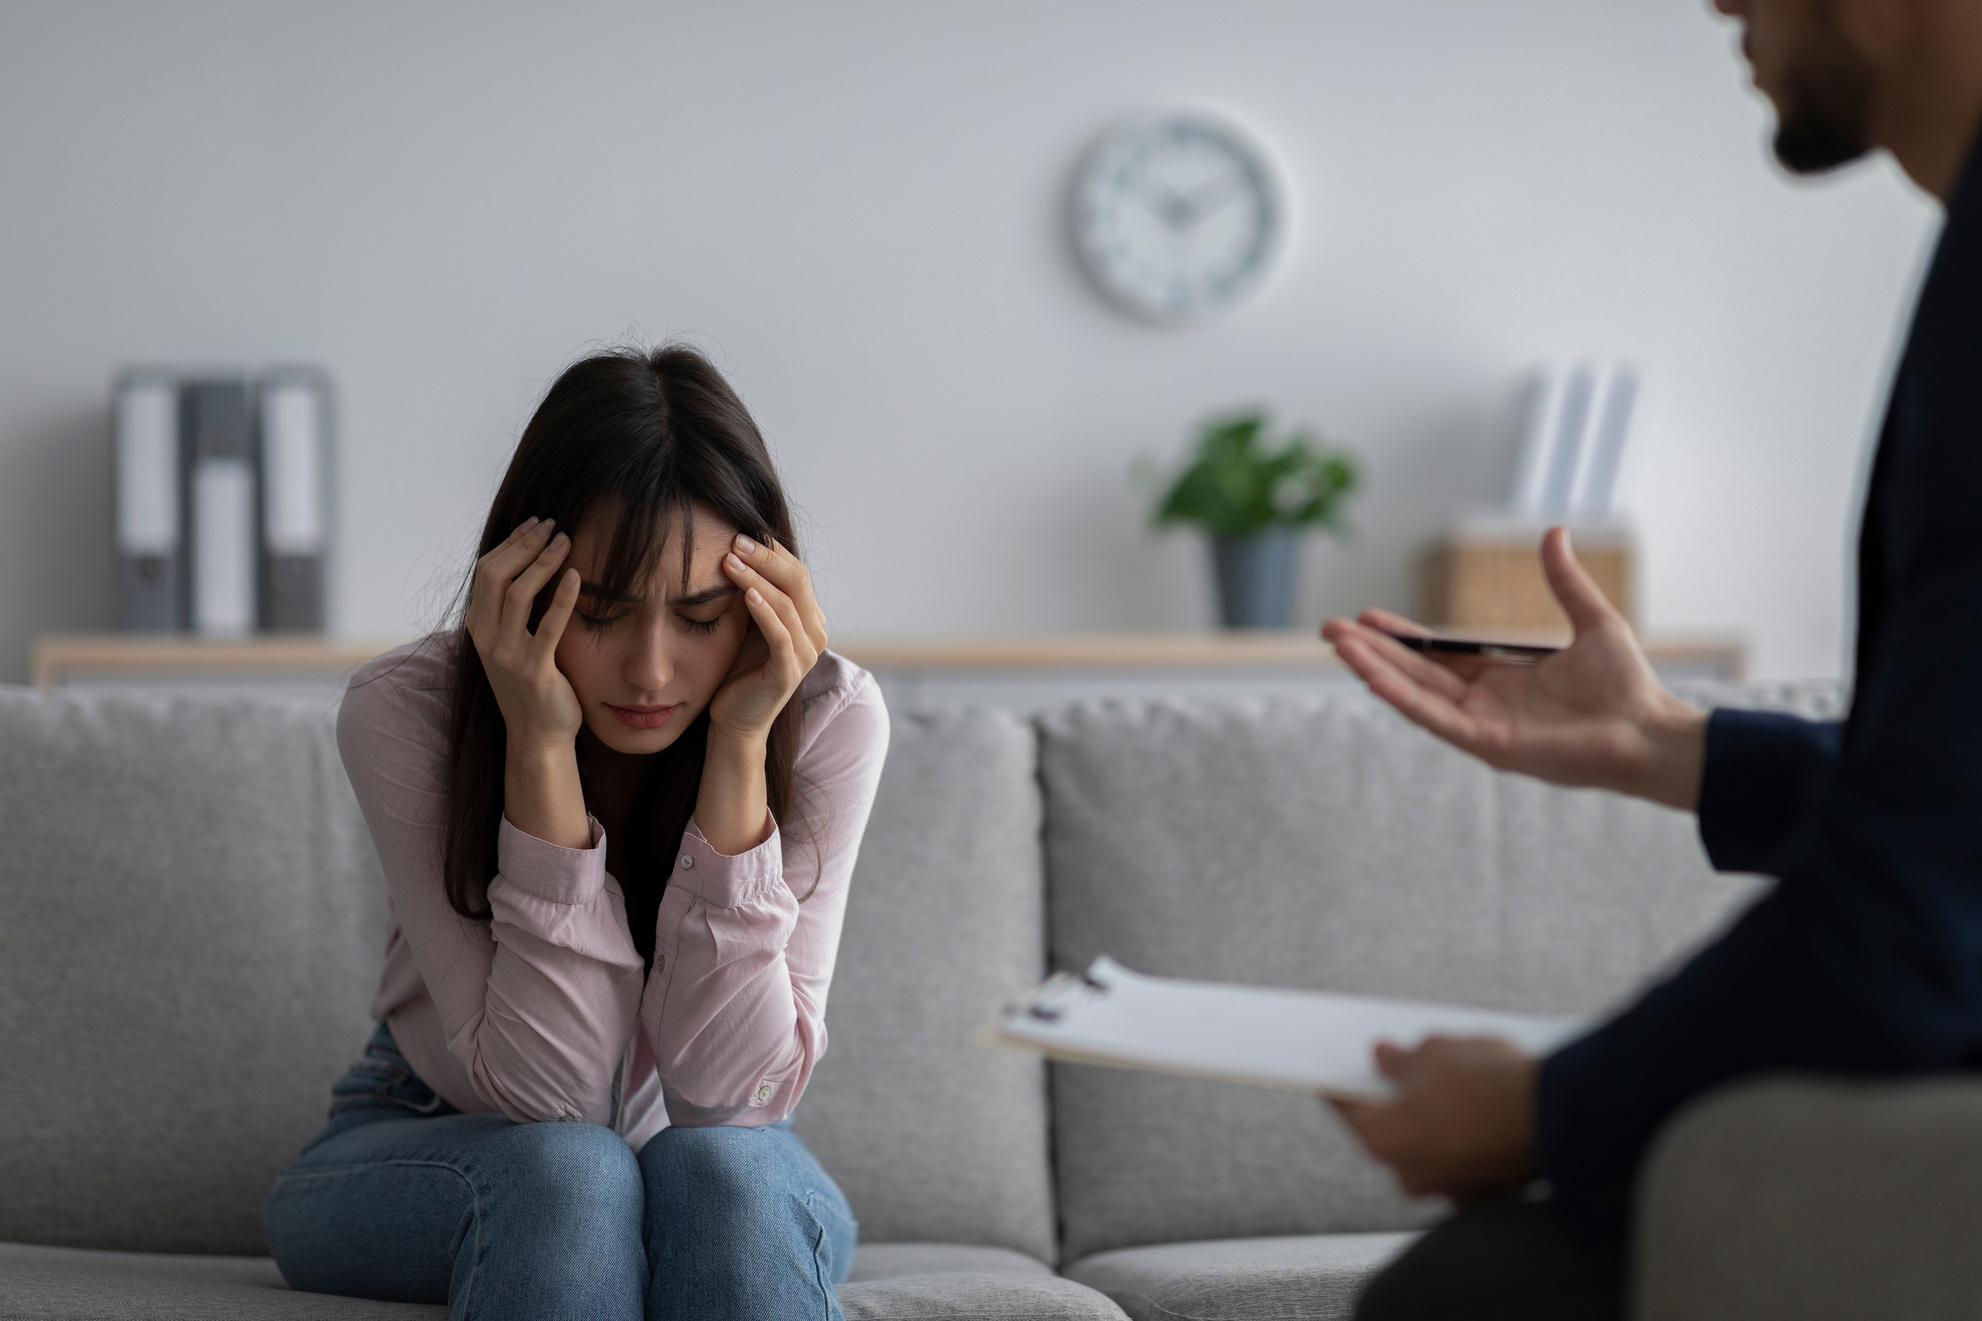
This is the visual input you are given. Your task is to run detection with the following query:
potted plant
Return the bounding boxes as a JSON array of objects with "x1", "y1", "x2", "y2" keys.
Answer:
[{"x1": 1149, "y1": 412, "x2": 1359, "y2": 629}]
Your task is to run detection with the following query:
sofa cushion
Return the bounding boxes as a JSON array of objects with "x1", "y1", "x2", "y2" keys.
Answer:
[
  {"x1": 840, "y1": 1273, "x2": 1130, "y2": 1319},
  {"x1": 0, "y1": 1240, "x2": 1118, "y2": 1320},
  {"x1": 1064, "y1": 1232, "x2": 1417, "y2": 1321},
  {"x1": 1039, "y1": 696, "x2": 1768, "y2": 1259},
  {"x1": 793, "y1": 709, "x2": 1059, "y2": 1262},
  {"x1": 0, "y1": 1241, "x2": 437, "y2": 1319},
  {"x1": 847, "y1": 1242, "x2": 1058, "y2": 1281},
  {"x1": 0, "y1": 689, "x2": 387, "y2": 1255}
]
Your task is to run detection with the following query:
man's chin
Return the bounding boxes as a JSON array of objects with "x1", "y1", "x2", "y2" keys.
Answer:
[{"x1": 1773, "y1": 114, "x2": 1873, "y2": 175}]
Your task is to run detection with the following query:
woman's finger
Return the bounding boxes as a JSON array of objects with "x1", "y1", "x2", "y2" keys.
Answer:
[
  {"x1": 731, "y1": 535, "x2": 817, "y2": 606},
  {"x1": 528, "y1": 567, "x2": 581, "y2": 665},
  {"x1": 471, "y1": 519, "x2": 552, "y2": 632},
  {"x1": 499, "y1": 531, "x2": 571, "y2": 639},
  {"x1": 774, "y1": 548, "x2": 829, "y2": 651},
  {"x1": 742, "y1": 586, "x2": 798, "y2": 677},
  {"x1": 732, "y1": 535, "x2": 827, "y2": 646},
  {"x1": 726, "y1": 553, "x2": 813, "y2": 665}
]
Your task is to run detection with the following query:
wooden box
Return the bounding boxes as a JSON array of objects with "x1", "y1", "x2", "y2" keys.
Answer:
[{"x1": 1418, "y1": 531, "x2": 1636, "y2": 630}]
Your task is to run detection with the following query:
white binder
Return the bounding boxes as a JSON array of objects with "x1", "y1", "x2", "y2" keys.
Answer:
[
  {"x1": 182, "y1": 381, "x2": 257, "y2": 638},
  {"x1": 113, "y1": 373, "x2": 182, "y2": 630},
  {"x1": 259, "y1": 371, "x2": 330, "y2": 631}
]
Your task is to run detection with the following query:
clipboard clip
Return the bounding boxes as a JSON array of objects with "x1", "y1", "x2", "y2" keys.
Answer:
[{"x1": 1013, "y1": 968, "x2": 1110, "y2": 1022}]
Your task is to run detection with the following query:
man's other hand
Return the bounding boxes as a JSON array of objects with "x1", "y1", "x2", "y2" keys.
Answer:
[
  {"x1": 1320, "y1": 527, "x2": 1709, "y2": 812},
  {"x1": 1331, "y1": 1036, "x2": 1538, "y2": 1202}
]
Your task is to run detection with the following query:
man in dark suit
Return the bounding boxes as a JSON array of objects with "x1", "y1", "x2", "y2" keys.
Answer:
[{"x1": 1320, "y1": 0, "x2": 1982, "y2": 1315}]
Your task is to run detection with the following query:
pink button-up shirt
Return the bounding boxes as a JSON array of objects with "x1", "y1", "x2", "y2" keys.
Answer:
[{"x1": 336, "y1": 636, "x2": 889, "y2": 1150}]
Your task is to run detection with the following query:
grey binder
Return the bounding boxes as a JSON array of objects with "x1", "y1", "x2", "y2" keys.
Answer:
[
  {"x1": 257, "y1": 369, "x2": 331, "y2": 632},
  {"x1": 180, "y1": 380, "x2": 258, "y2": 637},
  {"x1": 113, "y1": 372, "x2": 182, "y2": 631}
]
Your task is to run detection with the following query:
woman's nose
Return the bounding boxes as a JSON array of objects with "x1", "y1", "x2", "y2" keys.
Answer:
[{"x1": 623, "y1": 622, "x2": 673, "y2": 694}]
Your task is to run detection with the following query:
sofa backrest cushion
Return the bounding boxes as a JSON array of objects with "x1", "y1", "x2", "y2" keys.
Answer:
[
  {"x1": 1039, "y1": 696, "x2": 1769, "y2": 1262},
  {"x1": 0, "y1": 688, "x2": 385, "y2": 1254},
  {"x1": 793, "y1": 709, "x2": 1059, "y2": 1262}
]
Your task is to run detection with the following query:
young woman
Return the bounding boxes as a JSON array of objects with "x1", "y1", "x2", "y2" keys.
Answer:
[{"x1": 265, "y1": 346, "x2": 889, "y2": 1320}]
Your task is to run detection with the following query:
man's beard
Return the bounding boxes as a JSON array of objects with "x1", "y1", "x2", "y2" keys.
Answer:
[{"x1": 1769, "y1": 5, "x2": 1876, "y2": 174}]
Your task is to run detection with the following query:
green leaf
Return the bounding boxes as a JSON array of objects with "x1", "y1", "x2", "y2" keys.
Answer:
[{"x1": 1148, "y1": 410, "x2": 1360, "y2": 538}]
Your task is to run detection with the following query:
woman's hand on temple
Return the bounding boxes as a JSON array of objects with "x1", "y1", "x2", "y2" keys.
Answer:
[
  {"x1": 466, "y1": 517, "x2": 585, "y2": 750},
  {"x1": 710, "y1": 534, "x2": 827, "y2": 748},
  {"x1": 1320, "y1": 527, "x2": 1707, "y2": 811}
]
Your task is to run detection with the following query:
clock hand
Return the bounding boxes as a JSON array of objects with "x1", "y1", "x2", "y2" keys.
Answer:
[
  {"x1": 1140, "y1": 183, "x2": 1196, "y2": 231},
  {"x1": 1172, "y1": 171, "x2": 1245, "y2": 226}
]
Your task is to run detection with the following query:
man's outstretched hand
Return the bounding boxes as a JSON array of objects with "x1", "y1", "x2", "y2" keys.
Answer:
[
  {"x1": 1320, "y1": 527, "x2": 1708, "y2": 812},
  {"x1": 1331, "y1": 1037, "x2": 1537, "y2": 1202}
]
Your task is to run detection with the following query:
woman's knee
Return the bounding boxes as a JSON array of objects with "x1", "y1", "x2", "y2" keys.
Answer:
[
  {"x1": 641, "y1": 1124, "x2": 832, "y2": 1246},
  {"x1": 640, "y1": 1124, "x2": 774, "y2": 1203},
  {"x1": 493, "y1": 1120, "x2": 644, "y2": 1227},
  {"x1": 641, "y1": 1124, "x2": 855, "y2": 1311}
]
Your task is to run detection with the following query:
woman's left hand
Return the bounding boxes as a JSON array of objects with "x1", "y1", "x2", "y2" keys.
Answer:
[{"x1": 709, "y1": 534, "x2": 827, "y2": 747}]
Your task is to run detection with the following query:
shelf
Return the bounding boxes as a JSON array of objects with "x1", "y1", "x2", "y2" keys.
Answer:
[
  {"x1": 32, "y1": 628, "x2": 1747, "y2": 690},
  {"x1": 32, "y1": 633, "x2": 407, "y2": 690}
]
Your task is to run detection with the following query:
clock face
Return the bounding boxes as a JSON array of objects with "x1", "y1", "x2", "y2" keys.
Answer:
[{"x1": 1073, "y1": 113, "x2": 1281, "y2": 323}]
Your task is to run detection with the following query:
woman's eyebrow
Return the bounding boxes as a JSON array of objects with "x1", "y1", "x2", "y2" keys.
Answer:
[{"x1": 670, "y1": 583, "x2": 740, "y2": 608}]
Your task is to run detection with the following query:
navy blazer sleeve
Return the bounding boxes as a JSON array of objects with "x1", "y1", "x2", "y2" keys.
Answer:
[{"x1": 1696, "y1": 708, "x2": 1842, "y2": 874}]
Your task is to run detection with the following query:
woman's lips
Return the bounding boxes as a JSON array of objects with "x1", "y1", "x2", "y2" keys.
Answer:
[{"x1": 607, "y1": 703, "x2": 678, "y2": 730}]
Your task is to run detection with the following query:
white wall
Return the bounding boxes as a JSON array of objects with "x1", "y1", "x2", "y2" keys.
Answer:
[{"x1": 0, "y1": 0, "x2": 1937, "y2": 683}]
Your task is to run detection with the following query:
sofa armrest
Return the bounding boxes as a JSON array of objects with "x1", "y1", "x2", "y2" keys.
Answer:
[{"x1": 1632, "y1": 1076, "x2": 1982, "y2": 1321}]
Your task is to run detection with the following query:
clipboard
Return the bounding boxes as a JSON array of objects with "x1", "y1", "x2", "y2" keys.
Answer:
[{"x1": 986, "y1": 956, "x2": 1588, "y2": 1101}]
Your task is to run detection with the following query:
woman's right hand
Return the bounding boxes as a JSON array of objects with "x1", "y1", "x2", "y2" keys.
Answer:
[
  {"x1": 466, "y1": 517, "x2": 585, "y2": 750},
  {"x1": 1320, "y1": 527, "x2": 1708, "y2": 811}
]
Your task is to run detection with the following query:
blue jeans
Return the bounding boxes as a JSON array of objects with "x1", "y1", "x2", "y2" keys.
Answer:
[{"x1": 266, "y1": 1023, "x2": 856, "y2": 1321}]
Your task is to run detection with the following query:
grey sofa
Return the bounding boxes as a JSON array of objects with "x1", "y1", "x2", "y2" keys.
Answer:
[{"x1": 4, "y1": 679, "x2": 1977, "y2": 1320}]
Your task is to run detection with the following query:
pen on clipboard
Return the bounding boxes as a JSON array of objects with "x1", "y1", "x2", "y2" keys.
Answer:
[{"x1": 1379, "y1": 630, "x2": 1560, "y2": 666}]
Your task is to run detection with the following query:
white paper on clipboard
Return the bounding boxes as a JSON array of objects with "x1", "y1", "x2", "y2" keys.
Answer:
[{"x1": 987, "y1": 956, "x2": 1589, "y2": 1101}]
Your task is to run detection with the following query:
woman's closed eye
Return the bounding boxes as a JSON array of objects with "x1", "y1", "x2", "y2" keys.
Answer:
[
  {"x1": 675, "y1": 611, "x2": 724, "y2": 636},
  {"x1": 577, "y1": 608, "x2": 628, "y2": 635}
]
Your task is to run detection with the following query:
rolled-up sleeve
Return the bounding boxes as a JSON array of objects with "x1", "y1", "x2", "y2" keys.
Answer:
[
  {"x1": 640, "y1": 673, "x2": 890, "y2": 1126},
  {"x1": 478, "y1": 816, "x2": 647, "y2": 1122},
  {"x1": 337, "y1": 653, "x2": 645, "y2": 1126}
]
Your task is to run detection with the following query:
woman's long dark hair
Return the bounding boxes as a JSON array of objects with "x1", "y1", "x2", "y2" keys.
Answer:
[{"x1": 440, "y1": 346, "x2": 803, "y2": 940}]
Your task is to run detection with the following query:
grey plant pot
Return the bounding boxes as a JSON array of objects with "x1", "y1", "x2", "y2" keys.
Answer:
[{"x1": 1211, "y1": 529, "x2": 1301, "y2": 629}]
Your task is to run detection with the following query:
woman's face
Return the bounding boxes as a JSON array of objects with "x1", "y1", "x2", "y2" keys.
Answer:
[{"x1": 553, "y1": 505, "x2": 750, "y2": 755}]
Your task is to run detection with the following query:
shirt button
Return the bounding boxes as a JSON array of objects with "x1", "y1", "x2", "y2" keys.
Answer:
[
  {"x1": 680, "y1": 855, "x2": 694, "y2": 870},
  {"x1": 655, "y1": 955, "x2": 666, "y2": 973},
  {"x1": 755, "y1": 1083, "x2": 773, "y2": 1104}
]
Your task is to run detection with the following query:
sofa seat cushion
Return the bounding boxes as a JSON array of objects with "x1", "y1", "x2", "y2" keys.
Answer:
[
  {"x1": 839, "y1": 1273, "x2": 1129, "y2": 1319},
  {"x1": 0, "y1": 1241, "x2": 442, "y2": 1319},
  {"x1": 843, "y1": 1242, "x2": 1130, "y2": 1316},
  {"x1": 848, "y1": 1242, "x2": 1058, "y2": 1280},
  {"x1": 0, "y1": 1240, "x2": 1124, "y2": 1320},
  {"x1": 1064, "y1": 1233, "x2": 1417, "y2": 1321}
]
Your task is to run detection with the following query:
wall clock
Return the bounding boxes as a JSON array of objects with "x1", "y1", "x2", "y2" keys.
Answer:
[{"x1": 1072, "y1": 112, "x2": 1283, "y2": 324}]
